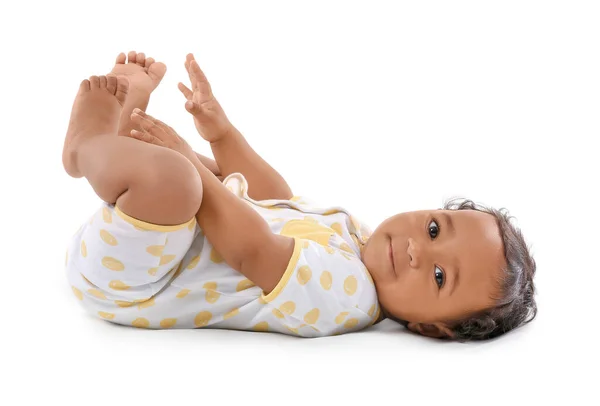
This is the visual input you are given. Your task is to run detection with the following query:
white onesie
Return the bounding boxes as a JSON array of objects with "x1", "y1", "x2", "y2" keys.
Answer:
[{"x1": 65, "y1": 173, "x2": 380, "y2": 337}]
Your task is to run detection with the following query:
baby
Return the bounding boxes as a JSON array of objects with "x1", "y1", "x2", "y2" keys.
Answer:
[{"x1": 63, "y1": 51, "x2": 537, "y2": 340}]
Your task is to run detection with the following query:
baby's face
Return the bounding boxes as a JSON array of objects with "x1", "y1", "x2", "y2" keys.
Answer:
[{"x1": 361, "y1": 209, "x2": 506, "y2": 324}]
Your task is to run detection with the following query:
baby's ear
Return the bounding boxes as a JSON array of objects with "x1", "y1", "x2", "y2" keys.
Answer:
[{"x1": 407, "y1": 322, "x2": 454, "y2": 339}]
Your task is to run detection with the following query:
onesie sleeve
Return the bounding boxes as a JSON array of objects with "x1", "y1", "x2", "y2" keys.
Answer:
[{"x1": 257, "y1": 238, "x2": 380, "y2": 337}]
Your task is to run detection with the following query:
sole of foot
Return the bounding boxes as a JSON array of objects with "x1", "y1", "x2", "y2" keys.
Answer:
[
  {"x1": 111, "y1": 51, "x2": 166, "y2": 95},
  {"x1": 62, "y1": 75, "x2": 129, "y2": 178}
]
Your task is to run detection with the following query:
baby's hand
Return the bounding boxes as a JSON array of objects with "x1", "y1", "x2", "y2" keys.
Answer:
[
  {"x1": 178, "y1": 54, "x2": 233, "y2": 143},
  {"x1": 128, "y1": 108, "x2": 197, "y2": 163}
]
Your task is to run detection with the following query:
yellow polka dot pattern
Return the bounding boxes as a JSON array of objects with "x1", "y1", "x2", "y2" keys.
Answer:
[
  {"x1": 186, "y1": 255, "x2": 200, "y2": 269},
  {"x1": 194, "y1": 311, "x2": 212, "y2": 327},
  {"x1": 176, "y1": 289, "x2": 191, "y2": 298},
  {"x1": 160, "y1": 318, "x2": 177, "y2": 328},
  {"x1": 137, "y1": 297, "x2": 155, "y2": 309},
  {"x1": 304, "y1": 308, "x2": 320, "y2": 325},
  {"x1": 280, "y1": 220, "x2": 335, "y2": 247},
  {"x1": 72, "y1": 286, "x2": 83, "y2": 300},
  {"x1": 132, "y1": 318, "x2": 150, "y2": 328},
  {"x1": 368, "y1": 304, "x2": 376, "y2": 317},
  {"x1": 296, "y1": 266, "x2": 312, "y2": 285},
  {"x1": 224, "y1": 308, "x2": 239, "y2": 320},
  {"x1": 340, "y1": 252, "x2": 353, "y2": 260},
  {"x1": 88, "y1": 289, "x2": 106, "y2": 300},
  {"x1": 159, "y1": 254, "x2": 176, "y2": 266},
  {"x1": 146, "y1": 245, "x2": 164, "y2": 256},
  {"x1": 102, "y1": 207, "x2": 112, "y2": 223},
  {"x1": 279, "y1": 301, "x2": 296, "y2": 316},
  {"x1": 102, "y1": 257, "x2": 125, "y2": 271},
  {"x1": 109, "y1": 280, "x2": 130, "y2": 290},
  {"x1": 344, "y1": 318, "x2": 359, "y2": 329},
  {"x1": 203, "y1": 282, "x2": 220, "y2": 303},
  {"x1": 344, "y1": 275, "x2": 358, "y2": 295},
  {"x1": 335, "y1": 311, "x2": 349, "y2": 324},
  {"x1": 99, "y1": 229, "x2": 118, "y2": 246},
  {"x1": 253, "y1": 321, "x2": 269, "y2": 332},
  {"x1": 236, "y1": 279, "x2": 254, "y2": 292},
  {"x1": 210, "y1": 248, "x2": 224, "y2": 263},
  {"x1": 320, "y1": 271, "x2": 332, "y2": 290},
  {"x1": 340, "y1": 243, "x2": 354, "y2": 254},
  {"x1": 70, "y1": 197, "x2": 378, "y2": 336},
  {"x1": 331, "y1": 223, "x2": 343, "y2": 236}
]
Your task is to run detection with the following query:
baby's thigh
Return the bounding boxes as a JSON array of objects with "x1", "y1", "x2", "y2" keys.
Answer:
[{"x1": 66, "y1": 202, "x2": 198, "y2": 305}]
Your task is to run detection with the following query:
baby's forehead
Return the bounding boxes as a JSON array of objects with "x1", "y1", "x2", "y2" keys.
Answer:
[
  {"x1": 444, "y1": 209, "x2": 505, "y2": 277},
  {"x1": 441, "y1": 209, "x2": 500, "y2": 235}
]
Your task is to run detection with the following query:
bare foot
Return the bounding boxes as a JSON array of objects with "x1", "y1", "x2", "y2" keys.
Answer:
[
  {"x1": 111, "y1": 51, "x2": 166, "y2": 137},
  {"x1": 62, "y1": 75, "x2": 129, "y2": 178},
  {"x1": 110, "y1": 51, "x2": 166, "y2": 95}
]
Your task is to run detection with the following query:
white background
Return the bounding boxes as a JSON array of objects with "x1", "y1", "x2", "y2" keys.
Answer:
[{"x1": 1, "y1": 1, "x2": 598, "y2": 405}]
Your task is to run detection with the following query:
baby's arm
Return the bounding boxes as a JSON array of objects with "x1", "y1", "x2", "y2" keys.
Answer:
[
  {"x1": 208, "y1": 127, "x2": 293, "y2": 200},
  {"x1": 180, "y1": 54, "x2": 293, "y2": 201},
  {"x1": 129, "y1": 109, "x2": 294, "y2": 292},
  {"x1": 191, "y1": 155, "x2": 294, "y2": 293}
]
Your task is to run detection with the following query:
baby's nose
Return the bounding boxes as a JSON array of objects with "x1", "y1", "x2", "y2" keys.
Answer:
[{"x1": 407, "y1": 238, "x2": 419, "y2": 267}]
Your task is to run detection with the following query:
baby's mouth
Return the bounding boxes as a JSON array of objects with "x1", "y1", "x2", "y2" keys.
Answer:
[{"x1": 389, "y1": 239, "x2": 396, "y2": 276}]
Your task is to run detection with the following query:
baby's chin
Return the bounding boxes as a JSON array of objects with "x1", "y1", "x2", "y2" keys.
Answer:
[{"x1": 361, "y1": 238, "x2": 393, "y2": 285}]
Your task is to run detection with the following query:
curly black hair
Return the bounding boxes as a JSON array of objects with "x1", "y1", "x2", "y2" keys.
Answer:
[{"x1": 391, "y1": 198, "x2": 537, "y2": 341}]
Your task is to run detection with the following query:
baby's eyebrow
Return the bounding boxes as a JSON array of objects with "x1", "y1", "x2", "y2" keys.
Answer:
[
  {"x1": 440, "y1": 212, "x2": 455, "y2": 235},
  {"x1": 449, "y1": 264, "x2": 460, "y2": 296},
  {"x1": 440, "y1": 212, "x2": 459, "y2": 296}
]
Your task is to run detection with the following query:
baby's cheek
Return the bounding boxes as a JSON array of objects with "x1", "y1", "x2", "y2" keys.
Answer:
[{"x1": 379, "y1": 277, "x2": 429, "y2": 321}]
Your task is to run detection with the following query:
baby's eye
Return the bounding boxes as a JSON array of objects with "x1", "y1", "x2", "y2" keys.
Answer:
[
  {"x1": 428, "y1": 219, "x2": 440, "y2": 239},
  {"x1": 434, "y1": 266, "x2": 445, "y2": 288}
]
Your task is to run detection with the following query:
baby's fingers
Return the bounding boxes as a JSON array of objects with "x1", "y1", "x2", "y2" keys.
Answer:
[
  {"x1": 178, "y1": 82, "x2": 193, "y2": 100},
  {"x1": 135, "y1": 109, "x2": 175, "y2": 134},
  {"x1": 129, "y1": 129, "x2": 164, "y2": 147},
  {"x1": 130, "y1": 110, "x2": 157, "y2": 133},
  {"x1": 189, "y1": 59, "x2": 210, "y2": 88}
]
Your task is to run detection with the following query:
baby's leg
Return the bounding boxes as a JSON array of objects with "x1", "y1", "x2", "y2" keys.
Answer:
[{"x1": 62, "y1": 75, "x2": 203, "y2": 226}]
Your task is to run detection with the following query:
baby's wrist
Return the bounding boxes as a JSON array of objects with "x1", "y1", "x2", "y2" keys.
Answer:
[{"x1": 209, "y1": 125, "x2": 240, "y2": 146}]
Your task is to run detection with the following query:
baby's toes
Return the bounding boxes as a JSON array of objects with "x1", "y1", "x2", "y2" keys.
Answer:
[
  {"x1": 115, "y1": 77, "x2": 129, "y2": 105},
  {"x1": 99, "y1": 75, "x2": 107, "y2": 89},
  {"x1": 144, "y1": 57, "x2": 155, "y2": 71},
  {"x1": 115, "y1": 52, "x2": 126, "y2": 64},
  {"x1": 127, "y1": 51, "x2": 137, "y2": 64},
  {"x1": 147, "y1": 62, "x2": 167, "y2": 82},
  {"x1": 89, "y1": 75, "x2": 100, "y2": 88},
  {"x1": 106, "y1": 75, "x2": 117, "y2": 95},
  {"x1": 136, "y1": 52, "x2": 146, "y2": 67}
]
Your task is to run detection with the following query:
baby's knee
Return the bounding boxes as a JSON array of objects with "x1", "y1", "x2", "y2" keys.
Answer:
[
  {"x1": 150, "y1": 149, "x2": 203, "y2": 216},
  {"x1": 119, "y1": 148, "x2": 203, "y2": 225}
]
